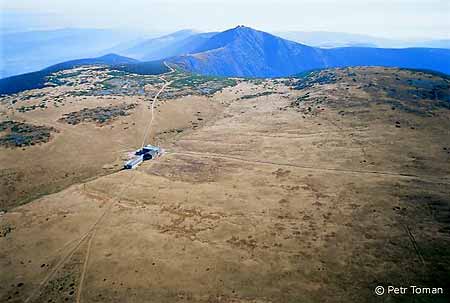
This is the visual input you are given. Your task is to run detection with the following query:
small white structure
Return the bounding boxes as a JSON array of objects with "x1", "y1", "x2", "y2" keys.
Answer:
[
  {"x1": 123, "y1": 145, "x2": 162, "y2": 169},
  {"x1": 124, "y1": 155, "x2": 143, "y2": 169}
]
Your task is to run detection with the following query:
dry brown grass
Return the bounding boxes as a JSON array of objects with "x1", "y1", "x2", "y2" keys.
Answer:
[{"x1": 0, "y1": 67, "x2": 449, "y2": 302}]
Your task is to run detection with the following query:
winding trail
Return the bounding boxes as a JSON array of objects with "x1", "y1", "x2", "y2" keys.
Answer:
[
  {"x1": 24, "y1": 63, "x2": 176, "y2": 303},
  {"x1": 141, "y1": 62, "x2": 174, "y2": 148}
]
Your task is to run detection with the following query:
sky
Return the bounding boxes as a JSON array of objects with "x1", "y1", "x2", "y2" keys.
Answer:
[{"x1": 1, "y1": 0, "x2": 449, "y2": 39}]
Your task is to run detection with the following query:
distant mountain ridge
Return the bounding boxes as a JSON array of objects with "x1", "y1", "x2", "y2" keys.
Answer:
[
  {"x1": 2, "y1": 26, "x2": 450, "y2": 95},
  {"x1": 3, "y1": 26, "x2": 450, "y2": 80},
  {"x1": 275, "y1": 31, "x2": 450, "y2": 49},
  {"x1": 119, "y1": 30, "x2": 218, "y2": 61},
  {"x1": 169, "y1": 26, "x2": 450, "y2": 77}
]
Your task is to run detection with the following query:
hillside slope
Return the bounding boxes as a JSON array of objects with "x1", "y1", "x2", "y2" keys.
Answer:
[{"x1": 172, "y1": 26, "x2": 326, "y2": 77}]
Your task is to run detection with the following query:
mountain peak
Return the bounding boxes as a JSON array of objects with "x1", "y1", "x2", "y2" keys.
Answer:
[
  {"x1": 99, "y1": 53, "x2": 125, "y2": 60},
  {"x1": 192, "y1": 26, "x2": 268, "y2": 54},
  {"x1": 229, "y1": 25, "x2": 259, "y2": 35},
  {"x1": 233, "y1": 25, "x2": 252, "y2": 30},
  {"x1": 171, "y1": 25, "x2": 450, "y2": 78},
  {"x1": 96, "y1": 53, "x2": 139, "y2": 64}
]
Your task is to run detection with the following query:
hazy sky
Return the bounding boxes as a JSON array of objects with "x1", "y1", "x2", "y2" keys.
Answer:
[{"x1": 2, "y1": 0, "x2": 449, "y2": 39}]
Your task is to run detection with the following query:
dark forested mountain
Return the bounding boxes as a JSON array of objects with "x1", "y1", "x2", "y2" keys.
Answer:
[
  {"x1": 0, "y1": 54, "x2": 149, "y2": 95},
  {"x1": 170, "y1": 26, "x2": 450, "y2": 77},
  {"x1": 45, "y1": 54, "x2": 139, "y2": 72}
]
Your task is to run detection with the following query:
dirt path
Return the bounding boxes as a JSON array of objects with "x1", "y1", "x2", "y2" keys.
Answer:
[
  {"x1": 75, "y1": 64, "x2": 176, "y2": 303},
  {"x1": 140, "y1": 62, "x2": 175, "y2": 148},
  {"x1": 24, "y1": 195, "x2": 115, "y2": 303},
  {"x1": 181, "y1": 128, "x2": 371, "y2": 140},
  {"x1": 73, "y1": 181, "x2": 129, "y2": 303},
  {"x1": 167, "y1": 150, "x2": 449, "y2": 185}
]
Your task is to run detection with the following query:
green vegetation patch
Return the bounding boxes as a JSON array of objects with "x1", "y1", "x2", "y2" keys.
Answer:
[
  {"x1": 239, "y1": 91, "x2": 278, "y2": 100},
  {"x1": 290, "y1": 69, "x2": 338, "y2": 90},
  {"x1": 59, "y1": 103, "x2": 136, "y2": 126},
  {"x1": 17, "y1": 103, "x2": 47, "y2": 113},
  {"x1": 359, "y1": 69, "x2": 450, "y2": 115},
  {"x1": 93, "y1": 70, "x2": 164, "y2": 96},
  {"x1": 0, "y1": 121, "x2": 57, "y2": 148},
  {"x1": 113, "y1": 61, "x2": 169, "y2": 75},
  {"x1": 169, "y1": 74, "x2": 238, "y2": 95}
]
